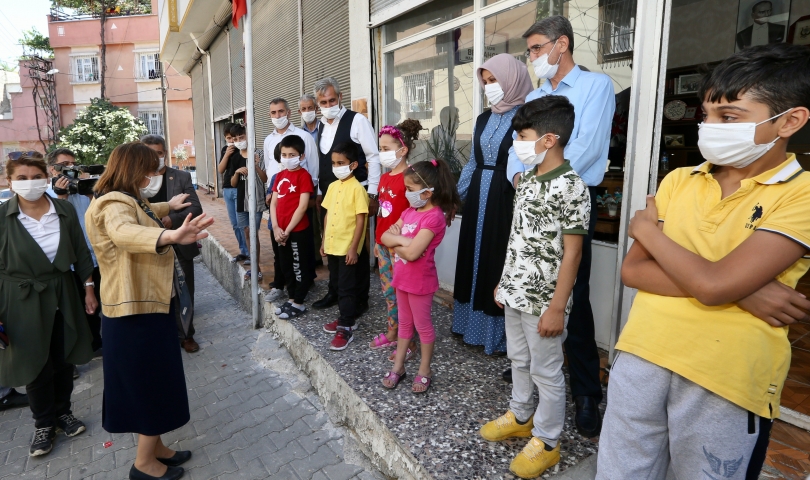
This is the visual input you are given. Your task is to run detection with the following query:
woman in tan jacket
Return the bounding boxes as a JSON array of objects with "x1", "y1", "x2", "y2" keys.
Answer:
[{"x1": 86, "y1": 142, "x2": 213, "y2": 480}]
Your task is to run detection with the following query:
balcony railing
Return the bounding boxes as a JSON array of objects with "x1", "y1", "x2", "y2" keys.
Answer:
[{"x1": 49, "y1": 1, "x2": 152, "y2": 22}]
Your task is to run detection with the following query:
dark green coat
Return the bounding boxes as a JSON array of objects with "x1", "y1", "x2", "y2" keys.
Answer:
[{"x1": 0, "y1": 195, "x2": 94, "y2": 387}]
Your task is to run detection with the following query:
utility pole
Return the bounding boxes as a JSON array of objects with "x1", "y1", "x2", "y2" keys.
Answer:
[{"x1": 160, "y1": 61, "x2": 171, "y2": 165}]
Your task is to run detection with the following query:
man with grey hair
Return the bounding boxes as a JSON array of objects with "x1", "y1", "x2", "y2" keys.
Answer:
[
  {"x1": 310, "y1": 76, "x2": 379, "y2": 311},
  {"x1": 141, "y1": 134, "x2": 204, "y2": 353},
  {"x1": 262, "y1": 97, "x2": 319, "y2": 188},
  {"x1": 503, "y1": 15, "x2": 615, "y2": 441},
  {"x1": 299, "y1": 94, "x2": 319, "y2": 141}
]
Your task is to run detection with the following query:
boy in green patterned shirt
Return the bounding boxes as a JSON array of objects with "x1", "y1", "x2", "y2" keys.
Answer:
[{"x1": 481, "y1": 96, "x2": 590, "y2": 479}]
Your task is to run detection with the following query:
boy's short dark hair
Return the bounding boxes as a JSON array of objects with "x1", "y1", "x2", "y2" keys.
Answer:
[
  {"x1": 279, "y1": 135, "x2": 305, "y2": 157},
  {"x1": 223, "y1": 122, "x2": 235, "y2": 135},
  {"x1": 331, "y1": 142, "x2": 359, "y2": 164},
  {"x1": 273, "y1": 144, "x2": 281, "y2": 162},
  {"x1": 512, "y1": 95, "x2": 575, "y2": 147},
  {"x1": 230, "y1": 124, "x2": 246, "y2": 136},
  {"x1": 699, "y1": 43, "x2": 810, "y2": 117}
]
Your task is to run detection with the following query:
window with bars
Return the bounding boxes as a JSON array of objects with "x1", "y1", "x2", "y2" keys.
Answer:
[
  {"x1": 138, "y1": 111, "x2": 164, "y2": 136},
  {"x1": 598, "y1": 0, "x2": 636, "y2": 66},
  {"x1": 402, "y1": 71, "x2": 433, "y2": 121},
  {"x1": 135, "y1": 52, "x2": 162, "y2": 80},
  {"x1": 72, "y1": 55, "x2": 99, "y2": 83}
]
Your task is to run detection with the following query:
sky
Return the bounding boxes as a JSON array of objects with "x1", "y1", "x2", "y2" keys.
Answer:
[{"x1": 0, "y1": 0, "x2": 53, "y2": 69}]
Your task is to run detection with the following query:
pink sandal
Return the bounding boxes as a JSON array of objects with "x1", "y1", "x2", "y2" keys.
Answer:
[
  {"x1": 413, "y1": 374, "x2": 432, "y2": 394},
  {"x1": 388, "y1": 348, "x2": 415, "y2": 363},
  {"x1": 369, "y1": 333, "x2": 397, "y2": 350},
  {"x1": 382, "y1": 370, "x2": 407, "y2": 389}
]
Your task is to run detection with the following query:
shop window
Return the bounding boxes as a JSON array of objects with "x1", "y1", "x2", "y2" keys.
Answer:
[
  {"x1": 72, "y1": 55, "x2": 99, "y2": 83},
  {"x1": 385, "y1": 23, "x2": 475, "y2": 176},
  {"x1": 138, "y1": 111, "x2": 164, "y2": 136},
  {"x1": 384, "y1": 0, "x2": 473, "y2": 45},
  {"x1": 135, "y1": 52, "x2": 162, "y2": 80}
]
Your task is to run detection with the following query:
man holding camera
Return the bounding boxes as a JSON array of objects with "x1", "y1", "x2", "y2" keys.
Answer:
[
  {"x1": 141, "y1": 134, "x2": 204, "y2": 353},
  {"x1": 47, "y1": 149, "x2": 103, "y2": 358}
]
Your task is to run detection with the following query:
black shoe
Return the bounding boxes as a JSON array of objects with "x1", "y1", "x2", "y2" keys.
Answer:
[
  {"x1": 56, "y1": 414, "x2": 86, "y2": 437},
  {"x1": 29, "y1": 426, "x2": 55, "y2": 457},
  {"x1": 231, "y1": 254, "x2": 248, "y2": 263},
  {"x1": 73, "y1": 366, "x2": 80, "y2": 379},
  {"x1": 0, "y1": 389, "x2": 29, "y2": 411},
  {"x1": 129, "y1": 465, "x2": 184, "y2": 480},
  {"x1": 356, "y1": 300, "x2": 369, "y2": 316},
  {"x1": 312, "y1": 292, "x2": 338, "y2": 309},
  {"x1": 158, "y1": 450, "x2": 192, "y2": 467},
  {"x1": 574, "y1": 396, "x2": 603, "y2": 438},
  {"x1": 502, "y1": 368, "x2": 512, "y2": 383}
]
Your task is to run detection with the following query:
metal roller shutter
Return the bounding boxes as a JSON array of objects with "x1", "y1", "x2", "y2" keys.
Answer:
[
  {"x1": 210, "y1": 32, "x2": 232, "y2": 120},
  {"x1": 251, "y1": 0, "x2": 300, "y2": 147},
  {"x1": 229, "y1": 24, "x2": 246, "y2": 113},
  {"x1": 303, "y1": 0, "x2": 351, "y2": 104},
  {"x1": 191, "y1": 62, "x2": 210, "y2": 189}
]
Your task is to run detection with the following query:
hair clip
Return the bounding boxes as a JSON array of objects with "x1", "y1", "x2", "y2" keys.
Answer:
[
  {"x1": 430, "y1": 159, "x2": 438, "y2": 167},
  {"x1": 379, "y1": 125, "x2": 406, "y2": 147}
]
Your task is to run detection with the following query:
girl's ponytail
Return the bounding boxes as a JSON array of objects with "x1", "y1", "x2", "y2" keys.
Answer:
[{"x1": 405, "y1": 158, "x2": 461, "y2": 218}]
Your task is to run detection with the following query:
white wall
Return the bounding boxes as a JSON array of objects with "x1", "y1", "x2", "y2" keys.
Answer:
[{"x1": 348, "y1": 0, "x2": 372, "y2": 103}]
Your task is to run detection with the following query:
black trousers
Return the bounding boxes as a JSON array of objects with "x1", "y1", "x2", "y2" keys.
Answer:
[
  {"x1": 279, "y1": 226, "x2": 315, "y2": 304},
  {"x1": 73, "y1": 267, "x2": 102, "y2": 351},
  {"x1": 269, "y1": 230, "x2": 287, "y2": 290},
  {"x1": 328, "y1": 246, "x2": 370, "y2": 327},
  {"x1": 27, "y1": 311, "x2": 74, "y2": 429},
  {"x1": 564, "y1": 186, "x2": 603, "y2": 402},
  {"x1": 177, "y1": 257, "x2": 196, "y2": 339},
  {"x1": 320, "y1": 206, "x2": 371, "y2": 302},
  {"x1": 306, "y1": 207, "x2": 320, "y2": 279}
]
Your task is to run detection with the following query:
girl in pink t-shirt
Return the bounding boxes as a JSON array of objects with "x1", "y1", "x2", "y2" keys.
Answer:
[{"x1": 380, "y1": 159, "x2": 461, "y2": 393}]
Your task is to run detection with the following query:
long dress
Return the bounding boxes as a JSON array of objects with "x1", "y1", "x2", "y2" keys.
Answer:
[{"x1": 452, "y1": 107, "x2": 518, "y2": 355}]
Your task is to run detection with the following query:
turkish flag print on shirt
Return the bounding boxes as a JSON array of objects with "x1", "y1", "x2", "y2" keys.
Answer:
[{"x1": 272, "y1": 168, "x2": 314, "y2": 232}]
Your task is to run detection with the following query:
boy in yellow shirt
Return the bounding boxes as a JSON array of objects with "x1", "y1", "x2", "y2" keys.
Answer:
[
  {"x1": 320, "y1": 142, "x2": 369, "y2": 351},
  {"x1": 596, "y1": 44, "x2": 810, "y2": 479}
]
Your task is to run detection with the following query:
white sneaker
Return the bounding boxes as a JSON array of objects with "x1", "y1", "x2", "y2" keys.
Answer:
[{"x1": 265, "y1": 288, "x2": 285, "y2": 304}]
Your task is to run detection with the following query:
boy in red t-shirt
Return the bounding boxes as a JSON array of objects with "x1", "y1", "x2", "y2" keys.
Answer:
[{"x1": 269, "y1": 135, "x2": 316, "y2": 318}]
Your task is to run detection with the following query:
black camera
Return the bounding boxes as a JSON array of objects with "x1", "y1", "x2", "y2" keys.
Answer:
[{"x1": 52, "y1": 164, "x2": 105, "y2": 196}]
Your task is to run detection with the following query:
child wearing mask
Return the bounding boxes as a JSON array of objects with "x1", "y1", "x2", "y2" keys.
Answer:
[
  {"x1": 320, "y1": 143, "x2": 370, "y2": 351},
  {"x1": 265, "y1": 144, "x2": 287, "y2": 303},
  {"x1": 217, "y1": 123, "x2": 249, "y2": 262},
  {"x1": 369, "y1": 119, "x2": 422, "y2": 364},
  {"x1": 269, "y1": 136, "x2": 315, "y2": 318}
]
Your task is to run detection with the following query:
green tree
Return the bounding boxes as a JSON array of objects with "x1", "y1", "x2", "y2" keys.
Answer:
[
  {"x1": 56, "y1": 98, "x2": 147, "y2": 164},
  {"x1": 19, "y1": 28, "x2": 53, "y2": 58},
  {"x1": 0, "y1": 60, "x2": 18, "y2": 72}
]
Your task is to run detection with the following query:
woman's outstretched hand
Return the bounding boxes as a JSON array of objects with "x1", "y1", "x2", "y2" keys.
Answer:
[
  {"x1": 168, "y1": 193, "x2": 192, "y2": 211},
  {"x1": 169, "y1": 213, "x2": 214, "y2": 245}
]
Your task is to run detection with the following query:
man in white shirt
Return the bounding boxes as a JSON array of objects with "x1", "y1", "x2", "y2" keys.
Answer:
[
  {"x1": 262, "y1": 98, "x2": 319, "y2": 191},
  {"x1": 312, "y1": 76, "x2": 380, "y2": 311}
]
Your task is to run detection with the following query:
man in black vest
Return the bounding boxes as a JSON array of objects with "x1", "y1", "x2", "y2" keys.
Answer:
[{"x1": 312, "y1": 76, "x2": 381, "y2": 311}]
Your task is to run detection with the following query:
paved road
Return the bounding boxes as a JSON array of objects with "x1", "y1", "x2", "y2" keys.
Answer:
[{"x1": 0, "y1": 261, "x2": 383, "y2": 480}]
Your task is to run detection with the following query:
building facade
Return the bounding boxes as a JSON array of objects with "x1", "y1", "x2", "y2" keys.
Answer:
[{"x1": 48, "y1": 0, "x2": 195, "y2": 167}]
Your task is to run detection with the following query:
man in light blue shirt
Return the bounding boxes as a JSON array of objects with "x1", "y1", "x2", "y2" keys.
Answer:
[
  {"x1": 505, "y1": 15, "x2": 615, "y2": 439},
  {"x1": 47, "y1": 149, "x2": 102, "y2": 354}
]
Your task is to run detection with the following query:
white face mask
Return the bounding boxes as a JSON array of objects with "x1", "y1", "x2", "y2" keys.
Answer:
[
  {"x1": 271, "y1": 116, "x2": 289, "y2": 130},
  {"x1": 332, "y1": 165, "x2": 352, "y2": 180},
  {"x1": 140, "y1": 175, "x2": 163, "y2": 199},
  {"x1": 234, "y1": 140, "x2": 248, "y2": 151},
  {"x1": 226, "y1": 142, "x2": 234, "y2": 147},
  {"x1": 379, "y1": 147, "x2": 404, "y2": 169},
  {"x1": 158, "y1": 157, "x2": 165, "y2": 170},
  {"x1": 697, "y1": 109, "x2": 791, "y2": 169},
  {"x1": 11, "y1": 179, "x2": 49, "y2": 202},
  {"x1": 405, "y1": 187, "x2": 433, "y2": 209},
  {"x1": 301, "y1": 111, "x2": 317, "y2": 124},
  {"x1": 514, "y1": 134, "x2": 558, "y2": 166},
  {"x1": 532, "y1": 39, "x2": 562, "y2": 79},
  {"x1": 321, "y1": 105, "x2": 341, "y2": 120},
  {"x1": 281, "y1": 156, "x2": 301, "y2": 170},
  {"x1": 484, "y1": 82, "x2": 505, "y2": 106}
]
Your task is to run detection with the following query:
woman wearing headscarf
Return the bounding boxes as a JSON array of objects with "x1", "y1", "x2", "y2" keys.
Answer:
[{"x1": 452, "y1": 53, "x2": 533, "y2": 355}]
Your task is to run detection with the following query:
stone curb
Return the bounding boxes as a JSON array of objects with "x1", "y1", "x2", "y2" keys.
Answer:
[{"x1": 200, "y1": 236, "x2": 433, "y2": 480}]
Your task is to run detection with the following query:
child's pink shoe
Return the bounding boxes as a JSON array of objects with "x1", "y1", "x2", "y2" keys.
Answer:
[{"x1": 370, "y1": 333, "x2": 396, "y2": 350}]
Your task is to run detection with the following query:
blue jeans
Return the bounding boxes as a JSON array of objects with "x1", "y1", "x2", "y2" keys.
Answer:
[{"x1": 223, "y1": 188, "x2": 248, "y2": 256}]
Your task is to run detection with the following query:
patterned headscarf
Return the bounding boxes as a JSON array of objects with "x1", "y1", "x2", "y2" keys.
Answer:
[{"x1": 477, "y1": 53, "x2": 533, "y2": 114}]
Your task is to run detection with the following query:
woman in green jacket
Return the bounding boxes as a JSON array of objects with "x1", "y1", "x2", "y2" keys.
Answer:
[{"x1": 0, "y1": 154, "x2": 97, "y2": 457}]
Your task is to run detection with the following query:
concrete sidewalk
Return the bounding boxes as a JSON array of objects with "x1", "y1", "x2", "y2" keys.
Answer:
[{"x1": 0, "y1": 261, "x2": 383, "y2": 480}]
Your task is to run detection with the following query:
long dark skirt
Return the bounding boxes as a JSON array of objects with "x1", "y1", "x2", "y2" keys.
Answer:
[{"x1": 101, "y1": 303, "x2": 190, "y2": 436}]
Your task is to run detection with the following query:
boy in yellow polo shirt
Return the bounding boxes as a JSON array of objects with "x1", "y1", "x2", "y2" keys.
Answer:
[
  {"x1": 597, "y1": 43, "x2": 810, "y2": 479},
  {"x1": 320, "y1": 142, "x2": 369, "y2": 351}
]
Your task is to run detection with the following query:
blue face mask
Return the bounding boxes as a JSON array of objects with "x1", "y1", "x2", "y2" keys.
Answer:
[{"x1": 405, "y1": 187, "x2": 433, "y2": 208}]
